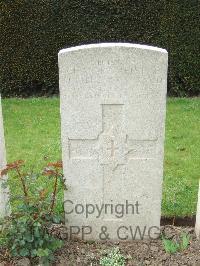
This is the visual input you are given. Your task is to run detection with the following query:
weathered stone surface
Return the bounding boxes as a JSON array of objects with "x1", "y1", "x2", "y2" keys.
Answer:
[
  {"x1": 0, "y1": 96, "x2": 9, "y2": 217},
  {"x1": 59, "y1": 43, "x2": 168, "y2": 240},
  {"x1": 195, "y1": 180, "x2": 200, "y2": 239}
]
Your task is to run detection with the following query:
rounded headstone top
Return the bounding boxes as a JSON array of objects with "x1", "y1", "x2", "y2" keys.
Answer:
[{"x1": 58, "y1": 43, "x2": 168, "y2": 55}]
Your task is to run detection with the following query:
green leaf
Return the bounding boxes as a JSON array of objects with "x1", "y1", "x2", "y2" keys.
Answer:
[
  {"x1": 19, "y1": 248, "x2": 29, "y2": 257},
  {"x1": 162, "y1": 238, "x2": 179, "y2": 254},
  {"x1": 24, "y1": 232, "x2": 34, "y2": 243},
  {"x1": 19, "y1": 239, "x2": 26, "y2": 246},
  {"x1": 38, "y1": 239, "x2": 44, "y2": 247},
  {"x1": 11, "y1": 249, "x2": 18, "y2": 257},
  {"x1": 34, "y1": 227, "x2": 40, "y2": 238},
  {"x1": 180, "y1": 233, "x2": 190, "y2": 250},
  {"x1": 34, "y1": 221, "x2": 41, "y2": 227},
  {"x1": 52, "y1": 215, "x2": 61, "y2": 224},
  {"x1": 37, "y1": 248, "x2": 50, "y2": 257},
  {"x1": 50, "y1": 239, "x2": 63, "y2": 250},
  {"x1": 31, "y1": 249, "x2": 37, "y2": 257}
]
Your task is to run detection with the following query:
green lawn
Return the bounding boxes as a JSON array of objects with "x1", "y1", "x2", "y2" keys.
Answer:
[{"x1": 2, "y1": 97, "x2": 200, "y2": 217}]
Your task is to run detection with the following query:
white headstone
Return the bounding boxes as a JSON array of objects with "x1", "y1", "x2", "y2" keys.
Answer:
[
  {"x1": 195, "y1": 181, "x2": 200, "y2": 239},
  {"x1": 0, "y1": 96, "x2": 9, "y2": 217},
  {"x1": 59, "y1": 43, "x2": 168, "y2": 240}
]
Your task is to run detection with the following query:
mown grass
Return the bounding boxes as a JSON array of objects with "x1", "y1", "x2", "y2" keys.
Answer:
[
  {"x1": 2, "y1": 97, "x2": 200, "y2": 216},
  {"x1": 162, "y1": 98, "x2": 200, "y2": 216}
]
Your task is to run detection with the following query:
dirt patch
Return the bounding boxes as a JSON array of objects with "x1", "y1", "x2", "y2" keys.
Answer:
[
  {"x1": 161, "y1": 216, "x2": 195, "y2": 227},
  {"x1": 1, "y1": 226, "x2": 200, "y2": 265}
]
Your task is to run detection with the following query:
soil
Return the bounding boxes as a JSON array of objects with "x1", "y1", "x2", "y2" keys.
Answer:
[
  {"x1": 161, "y1": 216, "x2": 195, "y2": 227},
  {"x1": 1, "y1": 225, "x2": 200, "y2": 266}
]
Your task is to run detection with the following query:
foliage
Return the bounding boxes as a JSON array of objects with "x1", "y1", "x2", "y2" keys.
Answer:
[
  {"x1": 0, "y1": 0, "x2": 199, "y2": 97},
  {"x1": 162, "y1": 233, "x2": 190, "y2": 254},
  {"x1": 180, "y1": 233, "x2": 191, "y2": 251},
  {"x1": 0, "y1": 160, "x2": 65, "y2": 264},
  {"x1": 162, "y1": 238, "x2": 179, "y2": 254},
  {"x1": 100, "y1": 248, "x2": 126, "y2": 266}
]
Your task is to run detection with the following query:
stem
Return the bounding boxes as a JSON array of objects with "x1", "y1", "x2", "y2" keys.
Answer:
[
  {"x1": 16, "y1": 167, "x2": 29, "y2": 202},
  {"x1": 50, "y1": 171, "x2": 58, "y2": 214}
]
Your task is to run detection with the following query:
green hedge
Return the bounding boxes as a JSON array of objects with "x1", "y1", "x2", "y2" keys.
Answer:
[{"x1": 0, "y1": 0, "x2": 199, "y2": 97}]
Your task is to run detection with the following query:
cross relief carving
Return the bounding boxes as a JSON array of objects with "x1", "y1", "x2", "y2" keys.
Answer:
[{"x1": 68, "y1": 104, "x2": 157, "y2": 170}]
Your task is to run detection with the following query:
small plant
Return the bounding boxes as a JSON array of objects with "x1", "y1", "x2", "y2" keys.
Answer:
[
  {"x1": 0, "y1": 160, "x2": 65, "y2": 265},
  {"x1": 179, "y1": 233, "x2": 191, "y2": 251},
  {"x1": 100, "y1": 247, "x2": 126, "y2": 266},
  {"x1": 162, "y1": 238, "x2": 179, "y2": 254},
  {"x1": 162, "y1": 233, "x2": 190, "y2": 254}
]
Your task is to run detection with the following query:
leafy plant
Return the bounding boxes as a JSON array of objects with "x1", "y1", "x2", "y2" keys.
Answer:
[
  {"x1": 100, "y1": 248, "x2": 126, "y2": 266},
  {"x1": 162, "y1": 238, "x2": 179, "y2": 254},
  {"x1": 162, "y1": 233, "x2": 190, "y2": 254},
  {"x1": 0, "y1": 160, "x2": 65, "y2": 264},
  {"x1": 179, "y1": 233, "x2": 190, "y2": 251}
]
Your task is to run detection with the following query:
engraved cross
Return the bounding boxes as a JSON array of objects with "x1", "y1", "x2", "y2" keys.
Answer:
[{"x1": 68, "y1": 104, "x2": 157, "y2": 169}]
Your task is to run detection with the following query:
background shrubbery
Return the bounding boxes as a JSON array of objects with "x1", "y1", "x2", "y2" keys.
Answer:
[{"x1": 0, "y1": 0, "x2": 199, "y2": 97}]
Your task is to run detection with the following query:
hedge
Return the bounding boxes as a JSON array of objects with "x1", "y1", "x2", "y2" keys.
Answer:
[{"x1": 0, "y1": 0, "x2": 199, "y2": 97}]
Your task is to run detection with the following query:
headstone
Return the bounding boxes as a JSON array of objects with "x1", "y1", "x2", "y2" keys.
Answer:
[
  {"x1": 0, "y1": 95, "x2": 9, "y2": 217},
  {"x1": 195, "y1": 181, "x2": 200, "y2": 239},
  {"x1": 59, "y1": 43, "x2": 168, "y2": 240}
]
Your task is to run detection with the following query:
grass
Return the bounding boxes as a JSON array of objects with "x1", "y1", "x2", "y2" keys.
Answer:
[
  {"x1": 162, "y1": 98, "x2": 200, "y2": 216},
  {"x1": 1, "y1": 97, "x2": 200, "y2": 217}
]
